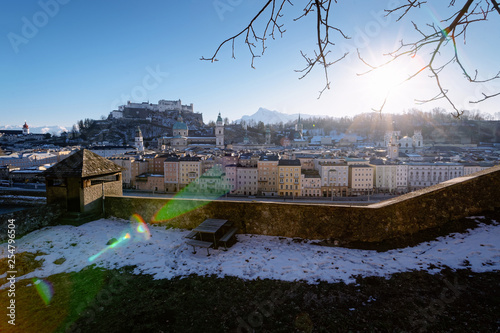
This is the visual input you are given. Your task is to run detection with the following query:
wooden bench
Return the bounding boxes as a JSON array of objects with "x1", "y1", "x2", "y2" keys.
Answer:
[
  {"x1": 184, "y1": 230, "x2": 197, "y2": 239},
  {"x1": 186, "y1": 239, "x2": 213, "y2": 256},
  {"x1": 219, "y1": 227, "x2": 238, "y2": 250}
]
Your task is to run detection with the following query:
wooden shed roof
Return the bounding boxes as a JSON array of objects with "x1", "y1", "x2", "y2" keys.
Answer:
[{"x1": 43, "y1": 149, "x2": 124, "y2": 178}]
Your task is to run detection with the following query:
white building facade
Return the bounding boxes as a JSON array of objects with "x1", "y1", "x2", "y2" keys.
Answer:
[{"x1": 407, "y1": 163, "x2": 464, "y2": 190}]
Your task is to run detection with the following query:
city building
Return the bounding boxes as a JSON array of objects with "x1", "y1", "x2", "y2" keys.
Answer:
[
  {"x1": 130, "y1": 159, "x2": 149, "y2": 188},
  {"x1": 164, "y1": 156, "x2": 180, "y2": 192},
  {"x1": 0, "y1": 152, "x2": 59, "y2": 168},
  {"x1": 135, "y1": 173, "x2": 165, "y2": 192},
  {"x1": 178, "y1": 156, "x2": 202, "y2": 190},
  {"x1": 234, "y1": 165, "x2": 258, "y2": 196},
  {"x1": 384, "y1": 130, "x2": 424, "y2": 154},
  {"x1": 108, "y1": 156, "x2": 135, "y2": 188},
  {"x1": 158, "y1": 113, "x2": 225, "y2": 150},
  {"x1": 225, "y1": 164, "x2": 237, "y2": 193},
  {"x1": 349, "y1": 164, "x2": 374, "y2": 195},
  {"x1": 257, "y1": 155, "x2": 279, "y2": 196},
  {"x1": 396, "y1": 164, "x2": 409, "y2": 193},
  {"x1": 192, "y1": 164, "x2": 230, "y2": 195},
  {"x1": 278, "y1": 159, "x2": 301, "y2": 197},
  {"x1": 370, "y1": 159, "x2": 398, "y2": 193},
  {"x1": 318, "y1": 161, "x2": 349, "y2": 197},
  {"x1": 407, "y1": 162, "x2": 464, "y2": 190},
  {"x1": 301, "y1": 170, "x2": 321, "y2": 197}
]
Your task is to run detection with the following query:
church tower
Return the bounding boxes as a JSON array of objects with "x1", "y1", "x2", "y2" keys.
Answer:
[
  {"x1": 215, "y1": 112, "x2": 224, "y2": 148},
  {"x1": 135, "y1": 126, "x2": 144, "y2": 152},
  {"x1": 413, "y1": 130, "x2": 423, "y2": 151},
  {"x1": 387, "y1": 132, "x2": 399, "y2": 160},
  {"x1": 265, "y1": 127, "x2": 271, "y2": 145},
  {"x1": 22, "y1": 121, "x2": 29, "y2": 135},
  {"x1": 295, "y1": 114, "x2": 303, "y2": 137}
]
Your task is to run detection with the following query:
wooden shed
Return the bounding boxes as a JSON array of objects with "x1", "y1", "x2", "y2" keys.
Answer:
[{"x1": 43, "y1": 149, "x2": 123, "y2": 214}]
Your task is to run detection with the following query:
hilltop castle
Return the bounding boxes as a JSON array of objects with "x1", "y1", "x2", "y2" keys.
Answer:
[{"x1": 111, "y1": 99, "x2": 194, "y2": 119}]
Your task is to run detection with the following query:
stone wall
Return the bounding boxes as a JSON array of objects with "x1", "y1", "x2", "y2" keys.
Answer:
[
  {"x1": 46, "y1": 186, "x2": 66, "y2": 208},
  {"x1": 0, "y1": 204, "x2": 64, "y2": 242},
  {"x1": 82, "y1": 180, "x2": 122, "y2": 213},
  {"x1": 104, "y1": 166, "x2": 500, "y2": 243}
]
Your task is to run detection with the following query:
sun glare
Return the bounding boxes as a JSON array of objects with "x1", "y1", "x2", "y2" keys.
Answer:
[
  {"x1": 359, "y1": 54, "x2": 426, "y2": 109},
  {"x1": 365, "y1": 65, "x2": 408, "y2": 99}
]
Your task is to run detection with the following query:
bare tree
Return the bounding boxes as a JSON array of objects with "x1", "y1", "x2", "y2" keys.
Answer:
[{"x1": 202, "y1": 0, "x2": 500, "y2": 118}]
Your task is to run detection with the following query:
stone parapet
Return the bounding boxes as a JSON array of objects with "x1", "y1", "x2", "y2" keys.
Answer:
[{"x1": 104, "y1": 166, "x2": 500, "y2": 243}]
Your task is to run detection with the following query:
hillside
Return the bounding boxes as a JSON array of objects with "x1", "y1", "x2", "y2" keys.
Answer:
[{"x1": 76, "y1": 111, "x2": 207, "y2": 147}]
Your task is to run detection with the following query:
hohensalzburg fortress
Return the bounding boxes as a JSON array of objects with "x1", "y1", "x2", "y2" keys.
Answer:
[{"x1": 111, "y1": 99, "x2": 193, "y2": 119}]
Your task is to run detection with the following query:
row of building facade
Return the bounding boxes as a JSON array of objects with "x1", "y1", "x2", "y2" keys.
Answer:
[{"x1": 108, "y1": 153, "x2": 492, "y2": 197}]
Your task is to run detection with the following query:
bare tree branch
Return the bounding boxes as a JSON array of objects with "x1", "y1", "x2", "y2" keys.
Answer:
[
  {"x1": 359, "y1": 0, "x2": 499, "y2": 118},
  {"x1": 203, "y1": 0, "x2": 500, "y2": 117}
]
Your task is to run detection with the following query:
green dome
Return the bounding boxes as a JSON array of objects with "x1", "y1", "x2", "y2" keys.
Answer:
[{"x1": 173, "y1": 121, "x2": 188, "y2": 130}]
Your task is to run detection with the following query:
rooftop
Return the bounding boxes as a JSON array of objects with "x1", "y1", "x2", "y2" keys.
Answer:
[{"x1": 43, "y1": 149, "x2": 124, "y2": 178}]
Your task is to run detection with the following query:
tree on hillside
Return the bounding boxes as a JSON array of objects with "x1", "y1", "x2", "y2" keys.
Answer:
[
  {"x1": 202, "y1": 0, "x2": 500, "y2": 118},
  {"x1": 257, "y1": 120, "x2": 266, "y2": 132}
]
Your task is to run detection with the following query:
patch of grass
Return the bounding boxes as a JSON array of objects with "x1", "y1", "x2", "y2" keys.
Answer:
[
  {"x1": 2, "y1": 267, "x2": 499, "y2": 333},
  {"x1": 53, "y1": 258, "x2": 66, "y2": 265},
  {"x1": 106, "y1": 238, "x2": 117, "y2": 246},
  {"x1": 0, "y1": 251, "x2": 46, "y2": 285},
  {"x1": 0, "y1": 265, "x2": 108, "y2": 333}
]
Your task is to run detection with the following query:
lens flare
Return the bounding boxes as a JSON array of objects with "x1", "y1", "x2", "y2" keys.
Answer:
[
  {"x1": 33, "y1": 278, "x2": 54, "y2": 305},
  {"x1": 88, "y1": 232, "x2": 131, "y2": 262},
  {"x1": 132, "y1": 213, "x2": 151, "y2": 240},
  {"x1": 153, "y1": 166, "x2": 230, "y2": 222}
]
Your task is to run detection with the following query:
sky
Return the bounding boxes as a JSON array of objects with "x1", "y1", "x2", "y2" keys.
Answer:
[{"x1": 1, "y1": 0, "x2": 499, "y2": 129}]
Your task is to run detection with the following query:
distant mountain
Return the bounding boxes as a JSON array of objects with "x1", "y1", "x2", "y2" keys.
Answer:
[
  {"x1": 0, "y1": 125, "x2": 69, "y2": 135},
  {"x1": 236, "y1": 108, "x2": 321, "y2": 125}
]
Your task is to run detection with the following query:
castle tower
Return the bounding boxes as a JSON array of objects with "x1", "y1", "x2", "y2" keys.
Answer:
[
  {"x1": 215, "y1": 112, "x2": 224, "y2": 149},
  {"x1": 135, "y1": 126, "x2": 144, "y2": 152},
  {"x1": 265, "y1": 127, "x2": 271, "y2": 145},
  {"x1": 22, "y1": 121, "x2": 29, "y2": 135}
]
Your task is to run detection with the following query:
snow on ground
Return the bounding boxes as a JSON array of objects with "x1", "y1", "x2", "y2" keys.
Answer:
[{"x1": 1, "y1": 216, "x2": 499, "y2": 287}]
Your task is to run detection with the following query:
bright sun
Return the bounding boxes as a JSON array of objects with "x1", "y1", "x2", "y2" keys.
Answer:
[
  {"x1": 359, "y1": 55, "x2": 426, "y2": 109},
  {"x1": 365, "y1": 65, "x2": 409, "y2": 98}
]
